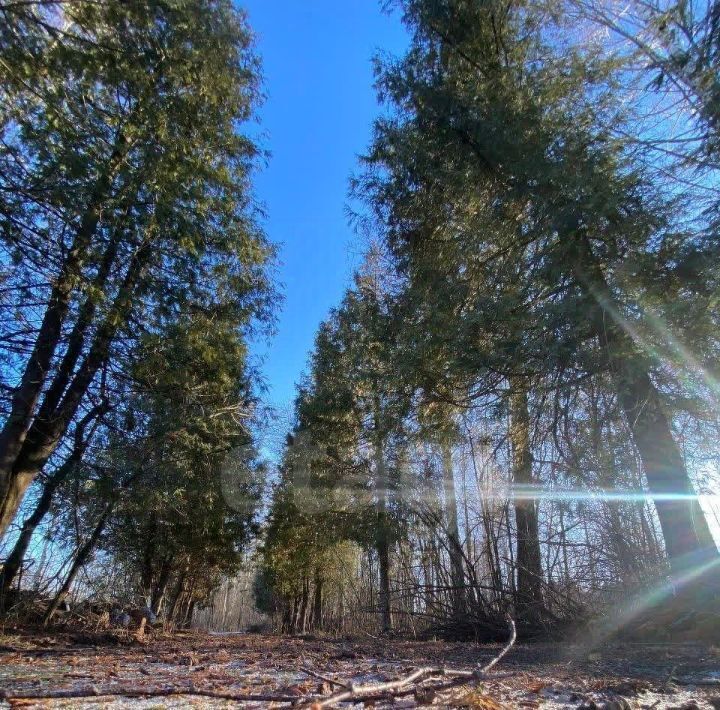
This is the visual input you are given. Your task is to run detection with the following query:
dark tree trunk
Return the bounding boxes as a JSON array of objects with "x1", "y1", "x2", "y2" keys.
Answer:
[
  {"x1": 375, "y1": 426, "x2": 393, "y2": 633},
  {"x1": 337, "y1": 578, "x2": 345, "y2": 635},
  {"x1": 140, "y1": 517, "x2": 158, "y2": 601},
  {"x1": 31, "y1": 232, "x2": 123, "y2": 431},
  {"x1": 312, "y1": 567, "x2": 323, "y2": 631},
  {"x1": 289, "y1": 593, "x2": 300, "y2": 634},
  {"x1": 509, "y1": 378, "x2": 544, "y2": 625},
  {"x1": 179, "y1": 579, "x2": 196, "y2": 628},
  {"x1": 573, "y1": 234, "x2": 718, "y2": 579},
  {"x1": 167, "y1": 571, "x2": 187, "y2": 625},
  {"x1": 281, "y1": 601, "x2": 292, "y2": 634},
  {"x1": 1, "y1": 461, "x2": 73, "y2": 604},
  {"x1": 0, "y1": 241, "x2": 149, "y2": 538},
  {"x1": 151, "y1": 558, "x2": 173, "y2": 617},
  {"x1": 298, "y1": 576, "x2": 310, "y2": 634},
  {"x1": 0, "y1": 140, "x2": 130, "y2": 538},
  {"x1": 0, "y1": 405, "x2": 106, "y2": 602},
  {"x1": 183, "y1": 600, "x2": 196, "y2": 629}
]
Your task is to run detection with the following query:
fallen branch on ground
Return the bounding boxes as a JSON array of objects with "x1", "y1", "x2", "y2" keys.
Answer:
[
  {"x1": 301, "y1": 617, "x2": 517, "y2": 708},
  {"x1": 674, "y1": 675, "x2": 720, "y2": 686},
  {"x1": 480, "y1": 615, "x2": 517, "y2": 673},
  {"x1": 301, "y1": 666, "x2": 352, "y2": 689},
  {"x1": 0, "y1": 686, "x2": 300, "y2": 703},
  {"x1": 2, "y1": 620, "x2": 518, "y2": 708}
]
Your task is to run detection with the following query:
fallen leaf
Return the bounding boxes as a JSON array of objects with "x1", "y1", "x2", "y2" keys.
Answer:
[
  {"x1": 450, "y1": 689, "x2": 506, "y2": 709},
  {"x1": 528, "y1": 680, "x2": 548, "y2": 693}
]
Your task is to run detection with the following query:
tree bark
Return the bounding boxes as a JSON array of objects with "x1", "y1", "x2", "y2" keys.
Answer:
[
  {"x1": 374, "y1": 423, "x2": 393, "y2": 633},
  {"x1": 0, "y1": 243, "x2": 150, "y2": 538},
  {"x1": 167, "y1": 571, "x2": 187, "y2": 625},
  {"x1": 508, "y1": 378, "x2": 544, "y2": 625},
  {"x1": 183, "y1": 600, "x2": 196, "y2": 629},
  {"x1": 140, "y1": 518, "x2": 157, "y2": 600},
  {"x1": 0, "y1": 139, "x2": 130, "y2": 529},
  {"x1": 0, "y1": 405, "x2": 106, "y2": 601},
  {"x1": 441, "y1": 439, "x2": 466, "y2": 619},
  {"x1": 573, "y1": 233, "x2": 718, "y2": 578},
  {"x1": 43, "y1": 501, "x2": 114, "y2": 625},
  {"x1": 298, "y1": 577, "x2": 310, "y2": 634},
  {"x1": 290, "y1": 593, "x2": 300, "y2": 634},
  {"x1": 312, "y1": 567, "x2": 323, "y2": 631},
  {"x1": 31, "y1": 229, "x2": 124, "y2": 429},
  {"x1": 151, "y1": 558, "x2": 172, "y2": 617},
  {"x1": 1, "y1": 460, "x2": 74, "y2": 604}
]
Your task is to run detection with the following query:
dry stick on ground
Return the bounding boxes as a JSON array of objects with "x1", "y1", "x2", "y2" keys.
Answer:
[
  {"x1": 479, "y1": 615, "x2": 517, "y2": 674},
  {"x1": 301, "y1": 617, "x2": 517, "y2": 709},
  {"x1": 300, "y1": 666, "x2": 352, "y2": 689},
  {"x1": 0, "y1": 686, "x2": 300, "y2": 703},
  {"x1": 675, "y1": 676, "x2": 720, "y2": 686}
]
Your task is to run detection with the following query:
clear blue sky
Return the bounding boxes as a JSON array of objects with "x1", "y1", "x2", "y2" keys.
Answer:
[{"x1": 242, "y1": 1, "x2": 409, "y2": 411}]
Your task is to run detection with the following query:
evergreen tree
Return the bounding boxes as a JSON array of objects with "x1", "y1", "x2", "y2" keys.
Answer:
[
  {"x1": 360, "y1": 0, "x2": 717, "y2": 584},
  {"x1": 0, "y1": 0, "x2": 274, "y2": 538}
]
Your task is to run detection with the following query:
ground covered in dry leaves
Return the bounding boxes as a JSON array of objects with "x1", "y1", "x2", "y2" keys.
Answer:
[{"x1": 1, "y1": 628, "x2": 718, "y2": 708}]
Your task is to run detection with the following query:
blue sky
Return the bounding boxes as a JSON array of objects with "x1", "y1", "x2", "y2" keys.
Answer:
[{"x1": 242, "y1": 1, "x2": 409, "y2": 412}]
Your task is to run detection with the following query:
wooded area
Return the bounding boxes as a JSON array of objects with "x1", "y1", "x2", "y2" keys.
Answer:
[
  {"x1": 0, "y1": 0, "x2": 273, "y2": 627},
  {"x1": 0, "y1": 0, "x2": 719, "y2": 668},
  {"x1": 257, "y1": 0, "x2": 720, "y2": 641}
]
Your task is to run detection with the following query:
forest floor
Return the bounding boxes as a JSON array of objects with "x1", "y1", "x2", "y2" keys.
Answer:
[{"x1": 0, "y1": 627, "x2": 719, "y2": 709}]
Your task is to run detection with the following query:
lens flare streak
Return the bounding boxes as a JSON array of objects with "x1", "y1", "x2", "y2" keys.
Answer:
[{"x1": 507, "y1": 485, "x2": 720, "y2": 505}]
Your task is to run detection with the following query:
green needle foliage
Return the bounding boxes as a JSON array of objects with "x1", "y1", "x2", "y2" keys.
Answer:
[
  {"x1": 0, "y1": 0, "x2": 276, "y2": 620},
  {"x1": 0, "y1": 0, "x2": 275, "y2": 537},
  {"x1": 262, "y1": 0, "x2": 719, "y2": 638}
]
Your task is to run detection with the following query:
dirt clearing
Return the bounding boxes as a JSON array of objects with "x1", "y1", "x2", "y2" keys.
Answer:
[{"x1": 0, "y1": 630, "x2": 718, "y2": 708}]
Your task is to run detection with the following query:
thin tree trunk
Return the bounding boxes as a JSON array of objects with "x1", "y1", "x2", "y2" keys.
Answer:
[
  {"x1": 312, "y1": 567, "x2": 323, "y2": 631},
  {"x1": 509, "y1": 378, "x2": 544, "y2": 625},
  {"x1": 139, "y1": 516, "x2": 158, "y2": 602},
  {"x1": 298, "y1": 577, "x2": 310, "y2": 634},
  {"x1": 559, "y1": 506, "x2": 571, "y2": 584},
  {"x1": 338, "y1": 575, "x2": 345, "y2": 635},
  {"x1": 151, "y1": 558, "x2": 172, "y2": 617},
  {"x1": 461, "y1": 464, "x2": 474, "y2": 581},
  {"x1": 167, "y1": 571, "x2": 187, "y2": 625},
  {"x1": 441, "y1": 439, "x2": 466, "y2": 619},
  {"x1": 374, "y1": 424, "x2": 393, "y2": 633},
  {"x1": 481, "y1": 505, "x2": 503, "y2": 603},
  {"x1": 183, "y1": 600, "x2": 196, "y2": 629},
  {"x1": 180, "y1": 579, "x2": 196, "y2": 628},
  {"x1": 282, "y1": 600, "x2": 292, "y2": 634},
  {"x1": 43, "y1": 501, "x2": 114, "y2": 625},
  {"x1": 290, "y1": 593, "x2": 301, "y2": 634}
]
